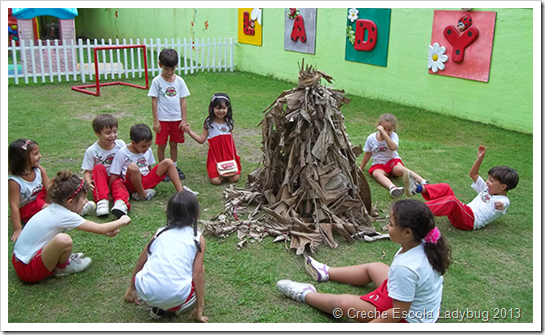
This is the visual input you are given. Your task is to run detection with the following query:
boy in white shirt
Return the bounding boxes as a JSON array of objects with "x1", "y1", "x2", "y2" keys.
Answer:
[
  {"x1": 81, "y1": 114, "x2": 131, "y2": 218},
  {"x1": 403, "y1": 145, "x2": 519, "y2": 230},
  {"x1": 109, "y1": 124, "x2": 186, "y2": 201},
  {"x1": 148, "y1": 48, "x2": 190, "y2": 182}
]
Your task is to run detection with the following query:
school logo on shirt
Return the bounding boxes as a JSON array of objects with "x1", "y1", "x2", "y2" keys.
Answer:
[
  {"x1": 136, "y1": 157, "x2": 147, "y2": 167},
  {"x1": 30, "y1": 185, "x2": 43, "y2": 198},
  {"x1": 165, "y1": 87, "x2": 177, "y2": 97},
  {"x1": 480, "y1": 190, "x2": 491, "y2": 203},
  {"x1": 373, "y1": 144, "x2": 388, "y2": 153},
  {"x1": 103, "y1": 153, "x2": 115, "y2": 165}
]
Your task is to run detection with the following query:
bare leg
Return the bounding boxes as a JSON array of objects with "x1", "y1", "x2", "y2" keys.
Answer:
[
  {"x1": 40, "y1": 233, "x2": 73, "y2": 271},
  {"x1": 169, "y1": 141, "x2": 178, "y2": 164},
  {"x1": 305, "y1": 292, "x2": 379, "y2": 322},
  {"x1": 371, "y1": 169, "x2": 395, "y2": 190},
  {"x1": 156, "y1": 159, "x2": 183, "y2": 192},
  {"x1": 227, "y1": 174, "x2": 240, "y2": 183},
  {"x1": 329, "y1": 262, "x2": 389, "y2": 287},
  {"x1": 126, "y1": 163, "x2": 146, "y2": 198},
  {"x1": 393, "y1": 165, "x2": 425, "y2": 184},
  {"x1": 157, "y1": 144, "x2": 167, "y2": 162},
  {"x1": 210, "y1": 177, "x2": 222, "y2": 185}
]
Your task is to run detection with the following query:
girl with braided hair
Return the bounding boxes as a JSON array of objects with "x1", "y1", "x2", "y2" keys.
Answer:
[
  {"x1": 12, "y1": 170, "x2": 131, "y2": 283},
  {"x1": 276, "y1": 199, "x2": 452, "y2": 323},
  {"x1": 124, "y1": 191, "x2": 208, "y2": 322}
]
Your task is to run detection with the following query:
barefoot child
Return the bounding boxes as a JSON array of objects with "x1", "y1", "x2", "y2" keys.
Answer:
[
  {"x1": 124, "y1": 191, "x2": 208, "y2": 322},
  {"x1": 360, "y1": 113, "x2": 428, "y2": 198},
  {"x1": 403, "y1": 145, "x2": 519, "y2": 230},
  {"x1": 277, "y1": 199, "x2": 451, "y2": 323},
  {"x1": 186, "y1": 93, "x2": 241, "y2": 185},
  {"x1": 81, "y1": 114, "x2": 131, "y2": 218},
  {"x1": 12, "y1": 170, "x2": 131, "y2": 283}
]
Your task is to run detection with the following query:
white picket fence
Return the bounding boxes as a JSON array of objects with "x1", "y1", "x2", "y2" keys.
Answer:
[{"x1": 7, "y1": 37, "x2": 235, "y2": 85}]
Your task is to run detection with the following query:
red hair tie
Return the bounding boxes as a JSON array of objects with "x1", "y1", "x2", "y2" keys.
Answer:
[
  {"x1": 423, "y1": 227, "x2": 441, "y2": 244},
  {"x1": 68, "y1": 179, "x2": 85, "y2": 200}
]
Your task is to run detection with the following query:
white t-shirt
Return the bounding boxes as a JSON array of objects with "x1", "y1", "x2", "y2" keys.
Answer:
[
  {"x1": 13, "y1": 203, "x2": 86, "y2": 264},
  {"x1": 363, "y1": 132, "x2": 401, "y2": 165},
  {"x1": 109, "y1": 145, "x2": 156, "y2": 180},
  {"x1": 467, "y1": 176, "x2": 510, "y2": 230},
  {"x1": 387, "y1": 243, "x2": 443, "y2": 323},
  {"x1": 147, "y1": 75, "x2": 190, "y2": 121},
  {"x1": 81, "y1": 140, "x2": 126, "y2": 175},
  {"x1": 8, "y1": 167, "x2": 44, "y2": 207},
  {"x1": 135, "y1": 226, "x2": 201, "y2": 310}
]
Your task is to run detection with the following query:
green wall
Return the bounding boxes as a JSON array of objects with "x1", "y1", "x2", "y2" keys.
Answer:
[{"x1": 75, "y1": 8, "x2": 533, "y2": 134}]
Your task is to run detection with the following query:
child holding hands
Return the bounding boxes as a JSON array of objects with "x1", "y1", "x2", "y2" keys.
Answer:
[
  {"x1": 125, "y1": 191, "x2": 208, "y2": 322},
  {"x1": 186, "y1": 93, "x2": 241, "y2": 185},
  {"x1": 277, "y1": 199, "x2": 451, "y2": 323},
  {"x1": 360, "y1": 113, "x2": 428, "y2": 198},
  {"x1": 404, "y1": 145, "x2": 519, "y2": 230},
  {"x1": 12, "y1": 170, "x2": 131, "y2": 283}
]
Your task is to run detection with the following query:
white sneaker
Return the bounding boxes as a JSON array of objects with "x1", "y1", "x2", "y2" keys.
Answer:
[
  {"x1": 111, "y1": 200, "x2": 128, "y2": 218},
  {"x1": 71, "y1": 252, "x2": 85, "y2": 259},
  {"x1": 183, "y1": 185, "x2": 199, "y2": 196},
  {"x1": 276, "y1": 280, "x2": 316, "y2": 302},
  {"x1": 131, "y1": 189, "x2": 156, "y2": 201},
  {"x1": 54, "y1": 256, "x2": 92, "y2": 277},
  {"x1": 305, "y1": 255, "x2": 330, "y2": 282},
  {"x1": 389, "y1": 186, "x2": 404, "y2": 198},
  {"x1": 80, "y1": 201, "x2": 96, "y2": 216},
  {"x1": 96, "y1": 199, "x2": 109, "y2": 217},
  {"x1": 403, "y1": 170, "x2": 418, "y2": 197}
]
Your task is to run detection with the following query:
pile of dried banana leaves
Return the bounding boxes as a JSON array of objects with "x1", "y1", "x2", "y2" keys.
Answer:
[{"x1": 200, "y1": 61, "x2": 388, "y2": 254}]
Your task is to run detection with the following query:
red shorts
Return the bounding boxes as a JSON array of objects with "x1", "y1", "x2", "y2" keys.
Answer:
[
  {"x1": 368, "y1": 159, "x2": 404, "y2": 175},
  {"x1": 168, "y1": 282, "x2": 196, "y2": 311},
  {"x1": 155, "y1": 121, "x2": 185, "y2": 145},
  {"x1": 19, "y1": 188, "x2": 48, "y2": 223},
  {"x1": 360, "y1": 279, "x2": 408, "y2": 323},
  {"x1": 124, "y1": 165, "x2": 165, "y2": 193},
  {"x1": 12, "y1": 249, "x2": 54, "y2": 283}
]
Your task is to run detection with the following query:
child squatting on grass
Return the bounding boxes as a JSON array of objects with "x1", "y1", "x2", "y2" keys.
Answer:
[
  {"x1": 148, "y1": 48, "x2": 190, "y2": 182},
  {"x1": 124, "y1": 191, "x2": 208, "y2": 322},
  {"x1": 8, "y1": 139, "x2": 51, "y2": 242},
  {"x1": 276, "y1": 199, "x2": 452, "y2": 323},
  {"x1": 403, "y1": 145, "x2": 519, "y2": 230},
  {"x1": 81, "y1": 114, "x2": 131, "y2": 218},
  {"x1": 360, "y1": 113, "x2": 428, "y2": 198},
  {"x1": 185, "y1": 93, "x2": 241, "y2": 185},
  {"x1": 12, "y1": 170, "x2": 131, "y2": 283}
]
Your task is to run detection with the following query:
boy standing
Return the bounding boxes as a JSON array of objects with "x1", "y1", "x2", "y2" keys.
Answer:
[
  {"x1": 81, "y1": 114, "x2": 131, "y2": 218},
  {"x1": 109, "y1": 124, "x2": 190, "y2": 202},
  {"x1": 403, "y1": 145, "x2": 519, "y2": 230},
  {"x1": 148, "y1": 48, "x2": 189, "y2": 182}
]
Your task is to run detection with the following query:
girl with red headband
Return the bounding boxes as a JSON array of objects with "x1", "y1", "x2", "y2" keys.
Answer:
[
  {"x1": 12, "y1": 170, "x2": 131, "y2": 283},
  {"x1": 276, "y1": 199, "x2": 452, "y2": 323}
]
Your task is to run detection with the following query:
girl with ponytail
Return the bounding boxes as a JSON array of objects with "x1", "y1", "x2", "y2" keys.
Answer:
[
  {"x1": 125, "y1": 190, "x2": 208, "y2": 322},
  {"x1": 276, "y1": 198, "x2": 452, "y2": 323}
]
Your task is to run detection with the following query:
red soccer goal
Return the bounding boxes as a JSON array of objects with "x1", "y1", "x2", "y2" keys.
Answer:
[{"x1": 72, "y1": 44, "x2": 149, "y2": 96}]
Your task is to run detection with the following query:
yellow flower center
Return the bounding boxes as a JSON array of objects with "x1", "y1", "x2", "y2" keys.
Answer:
[{"x1": 433, "y1": 54, "x2": 438, "y2": 61}]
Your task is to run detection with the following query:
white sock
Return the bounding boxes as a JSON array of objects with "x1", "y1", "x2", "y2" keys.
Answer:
[
  {"x1": 420, "y1": 179, "x2": 428, "y2": 185},
  {"x1": 389, "y1": 185, "x2": 396, "y2": 190},
  {"x1": 174, "y1": 161, "x2": 177, "y2": 167}
]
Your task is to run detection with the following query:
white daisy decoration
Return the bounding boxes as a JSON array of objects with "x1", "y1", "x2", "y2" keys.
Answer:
[
  {"x1": 428, "y1": 42, "x2": 449, "y2": 73},
  {"x1": 348, "y1": 8, "x2": 359, "y2": 22},
  {"x1": 251, "y1": 8, "x2": 262, "y2": 26}
]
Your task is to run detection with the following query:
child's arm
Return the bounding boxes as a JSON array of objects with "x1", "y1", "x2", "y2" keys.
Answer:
[
  {"x1": 180, "y1": 97, "x2": 189, "y2": 132},
  {"x1": 8, "y1": 180, "x2": 23, "y2": 242},
  {"x1": 359, "y1": 151, "x2": 372, "y2": 171},
  {"x1": 186, "y1": 124, "x2": 209, "y2": 144},
  {"x1": 369, "y1": 300, "x2": 412, "y2": 323},
  {"x1": 151, "y1": 97, "x2": 161, "y2": 134},
  {"x1": 124, "y1": 240, "x2": 151, "y2": 304},
  {"x1": 83, "y1": 170, "x2": 94, "y2": 191},
  {"x1": 377, "y1": 126, "x2": 398, "y2": 151},
  {"x1": 76, "y1": 215, "x2": 131, "y2": 236},
  {"x1": 188, "y1": 235, "x2": 209, "y2": 323},
  {"x1": 39, "y1": 166, "x2": 51, "y2": 192},
  {"x1": 469, "y1": 145, "x2": 486, "y2": 183}
]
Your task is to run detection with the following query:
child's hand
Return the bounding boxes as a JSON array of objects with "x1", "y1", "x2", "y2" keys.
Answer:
[
  {"x1": 124, "y1": 288, "x2": 140, "y2": 305},
  {"x1": 119, "y1": 215, "x2": 131, "y2": 225},
  {"x1": 188, "y1": 307, "x2": 209, "y2": 323},
  {"x1": 88, "y1": 180, "x2": 95, "y2": 191},
  {"x1": 153, "y1": 120, "x2": 161, "y2": 133},
  {"x1": 105, "y1": 229, "x2": 120, "y2": 237},
  {"x1": 494, "y1": 201, "x2": 505, "y2": 211},
  {"x1": 182, "y1": 122, "x2": 190, "y2": 133},
  {"x1": 477, "y1": 145, "x2": 486, "y2": 159},
  {"x1": 377, "y1": 125, "x2": 385, "y2": 133},
  {"x1": 11, "y1": 229, "x2": 22, "y2": 242}
]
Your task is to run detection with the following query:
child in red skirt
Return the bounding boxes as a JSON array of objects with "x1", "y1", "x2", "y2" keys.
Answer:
[
  {"x1": 276, "y1": 199, "x2": 451, "y2": 323},
  {"x1": 360, "y1": 113, "x2": 427, "y2": 198},
  {"x1": 8, "y1": 139, "x2": 51, "y2": 242}
]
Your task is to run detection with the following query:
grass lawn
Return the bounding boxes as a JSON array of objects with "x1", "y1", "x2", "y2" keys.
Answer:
[{"x1": 5, "y1": 71, "x2": 534, "y2": 327}]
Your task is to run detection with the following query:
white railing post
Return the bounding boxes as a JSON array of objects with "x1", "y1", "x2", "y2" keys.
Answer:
[{"x1": 183, "y1": 38, "x2": 188, "y2": 75}]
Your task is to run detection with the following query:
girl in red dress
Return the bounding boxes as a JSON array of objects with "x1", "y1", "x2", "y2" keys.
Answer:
[{"x1": 186, "y1": 93, "x2": 241, "y2": 185}]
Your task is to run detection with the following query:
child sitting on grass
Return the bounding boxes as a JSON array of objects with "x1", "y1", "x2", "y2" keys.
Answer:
[
  {"x1": 403, "y1": 145, "x2": 519, "y2": 230},
  {"x1": 81, "y1": 114, "x2": 131, "y2": 218},
  {"x1": 276, "y1": 199, "x2": 451, "y2": 323},
  {"x1": 109, "y1": 124, "x2": 196, "y2": 202},
  {"x1": 124, "y1": 191, "x2": 208, "y2": 322},
  {"x1": 12, "y1": 170, "x2": 131, "y2": 283}
]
